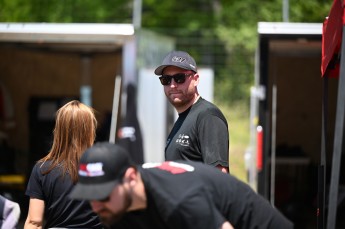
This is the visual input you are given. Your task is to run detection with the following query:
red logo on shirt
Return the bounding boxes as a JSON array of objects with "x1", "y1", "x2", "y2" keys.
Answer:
[{"x1": 142, "y1": 161, "x2": 194, "y2": 174}]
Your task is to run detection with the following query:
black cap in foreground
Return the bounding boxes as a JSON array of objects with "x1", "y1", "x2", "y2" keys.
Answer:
[
  {"x1": 154, "y1": 50, "x2": 197, "y2": 75},
  {"x1": 70, "y1": 142, "x2": 132, "y2": 201}
]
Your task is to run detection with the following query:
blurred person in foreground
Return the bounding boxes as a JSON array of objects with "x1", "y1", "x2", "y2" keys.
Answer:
[
  {"x1": 24, "y1": 100, "x2": 103, "y2": 229},
  {"x1": 70, "y1": 142, "x2": 293, "y2": 229},
  {"x1": 154, "y1": 50, "x2": 229, "y2": 173},
  {"x1": 0, "y1": 195, "x2": 20, "y2": 229}
]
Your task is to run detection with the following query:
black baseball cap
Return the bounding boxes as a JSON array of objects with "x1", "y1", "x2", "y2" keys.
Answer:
[
  {"x1": 154, "y1": 50, "x2": 197, "y2": 75},
  {"x1": 70, "y1": 142, "x2": 133, "y2": 200}
]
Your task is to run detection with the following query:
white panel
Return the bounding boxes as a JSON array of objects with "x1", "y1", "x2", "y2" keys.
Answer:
[
  {"x1": 137, "y1": 68, "x2": 166, "y2": 163},
  {"x1": 123, "y1": 38, "x2": 137, "y2": 86},
  {"x1": 0, "y1": 23, "x2": 134, "y2": 43},
  {"x1": 258, "y1": 22, "x2": 322, "y2": 35},
  {"x1": 197, "y1": 68, "x2": 214, "y2": 103}
]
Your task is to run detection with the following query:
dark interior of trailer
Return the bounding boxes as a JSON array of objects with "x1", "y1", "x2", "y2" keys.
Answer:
[
  {"x1": 0, "y1": 42, "x2": 123, "y2": 224},
  {"x1": 258, "y1": 34, "x2": 345, "y2": 228}
]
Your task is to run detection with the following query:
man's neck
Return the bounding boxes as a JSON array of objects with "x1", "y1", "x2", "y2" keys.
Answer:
[
  {"x1": 194, "y1": 95, "x2": 201, "y2": 104},
  {"x1": 176, "y1": 94, "x2": 200, "y2": 114}
]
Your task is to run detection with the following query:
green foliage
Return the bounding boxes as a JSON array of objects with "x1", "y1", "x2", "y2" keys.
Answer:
[
  {"x1": 0, "y1": 0, "x2": 131, "y2": 22},
  {"x1": 212, "y1": 0, "x2": 332, "y2": 105},
  {"x1": 0, "y1": 0, "x2": 334, "y2": 105},
  {"x1": 218, "y1": 101, "x2": 249, "y2": 181},
  {"x1": 0, "y1": 0, "x2": 334, "y2": 180},
  {"x1": 0, "y1": 0, "x2": 30, "y2": 21},
  {"x1": 142, "y1": 0, "x2": 218, "y2": 29},
  {"x1": 289, "y1": 0, "x2": 333, "y2": 22}
]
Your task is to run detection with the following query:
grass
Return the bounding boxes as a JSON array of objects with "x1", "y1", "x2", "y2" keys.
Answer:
[{"x1": 218, "y1": 102, "x2": 250, "y2": 183}]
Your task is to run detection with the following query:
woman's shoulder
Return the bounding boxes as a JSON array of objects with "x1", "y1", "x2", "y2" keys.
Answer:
[
  {"x1": 35, "y1": 160, "x2": 52, "y2": 169},
  {"x1": 34, "y1": 160, "x2": 63, "y2": 175}
]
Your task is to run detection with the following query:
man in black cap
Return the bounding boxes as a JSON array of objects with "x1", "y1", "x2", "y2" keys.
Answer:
[
  {"x1": 70, "y1": 142, "x2": 293, "y2": 229},
  {"x1": 154, "y1": 50, "x2": 229, "y2": 173}
]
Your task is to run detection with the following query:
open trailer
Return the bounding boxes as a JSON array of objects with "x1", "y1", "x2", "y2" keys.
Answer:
[
  {"x1": 247, "y1": 1, "x2": 345, "y2": 228},
  {"x1": 0, "y1": 23, "x2": 175, "y2": 222}
]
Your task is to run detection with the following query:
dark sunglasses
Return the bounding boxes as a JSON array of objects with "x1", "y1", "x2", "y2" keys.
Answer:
[{"x1": 159, "y1": 73, "x2": 193, "y2": 86}]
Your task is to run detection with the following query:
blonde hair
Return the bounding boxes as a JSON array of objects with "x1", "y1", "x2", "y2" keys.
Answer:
[{"x1": 39, "y1": 100, "x2": 97, "y2": 183}]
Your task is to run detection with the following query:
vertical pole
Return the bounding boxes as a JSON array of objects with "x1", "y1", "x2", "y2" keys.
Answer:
[
  {"x1": 257, "y1": 126, "x2": 263, "y2": 171},
  {"x1": 133, "y1": 0, "x2": 142, "y2": 29},
  {"x1": 282, "y1": 0, "x2": 289, "y2": 22},
  {"x1": 270, "y1": 85, "x2": 277, "y2": 206},
  {"x1": 109, "y1": 75, "x2": 122, "y2": 144},
  {"x1": 317, "y1": 75, "x2": 328, "y2": 229},
  {"x1": 80, "y1": 55, "x2": 92, "y2": 106},
  {"x1": 327, "y1": 26, "x2": 345, "y2": 229}
]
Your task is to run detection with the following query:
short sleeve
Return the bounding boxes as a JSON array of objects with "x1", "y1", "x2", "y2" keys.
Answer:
[
  {"x1": 198, "y1": 113, "x2": 229, "y2": 166},
  {"x1": 25, "y1": 164, "x2": 44, "y2": 200}
]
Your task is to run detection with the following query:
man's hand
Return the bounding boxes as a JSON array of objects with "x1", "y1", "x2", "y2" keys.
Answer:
[
  {"x1": 216, "y1": 165, "x2": 229, "y2": 174},
  {"x1": 220, "y1": 221, "x2": 234, "y2": 229}
]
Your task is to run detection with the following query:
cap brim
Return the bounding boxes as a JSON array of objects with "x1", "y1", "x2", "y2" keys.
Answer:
[
  {"x1": 154, "y1": 65, "x2": 168, "y2": 75},
  {"x1": 70, "y1": 180, "x2": 119, "y2": 201}
]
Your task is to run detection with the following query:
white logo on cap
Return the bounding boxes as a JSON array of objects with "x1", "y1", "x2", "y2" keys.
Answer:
[
  {"x1": 172, "y1": 56, "x2": 186, "y2": 63},
  {"x1": 79, "y1": 162, "x2": 105, "y2": 177}
]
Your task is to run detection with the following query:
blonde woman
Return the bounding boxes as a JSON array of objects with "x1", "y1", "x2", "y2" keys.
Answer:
[{"x1": 24, "y1": 100, "x2": 102, "y2": 229}]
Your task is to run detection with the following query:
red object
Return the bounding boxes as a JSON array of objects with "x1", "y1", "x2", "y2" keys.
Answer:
[
  {"x1": 321, "y1": 0, "x2": 345, "y2": 78},
  {"x1": 257, "y1": 126, "x2": 263, "y2": 171}
]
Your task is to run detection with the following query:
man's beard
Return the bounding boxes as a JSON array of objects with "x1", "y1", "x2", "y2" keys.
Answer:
[
  {"x1": 99, "y1": 190, "x2": 133, "y2": 227},
  {"x1": 167, "y1": 91, "x2": 195, "y2": 109}
]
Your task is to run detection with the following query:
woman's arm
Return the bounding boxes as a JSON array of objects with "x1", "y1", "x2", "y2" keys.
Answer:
[{"x1": 24, "y1": 198, "x2": 45, "y2": 229}]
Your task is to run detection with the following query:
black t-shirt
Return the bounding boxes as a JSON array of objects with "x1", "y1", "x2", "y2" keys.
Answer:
[
  {"x1": 165, "y1": 98, "x2": 229, "y2": 167},
  {"x1": 136, "y1": 161, "x2": 293, "y2": 229},
  {"x1": 26, "y1": 161, "x2": 103, "y2": 229}
]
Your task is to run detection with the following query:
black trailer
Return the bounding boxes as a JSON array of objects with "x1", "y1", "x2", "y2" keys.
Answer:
[{"x1": 247, "y1": 21, "x2": 345, "y2": 228}]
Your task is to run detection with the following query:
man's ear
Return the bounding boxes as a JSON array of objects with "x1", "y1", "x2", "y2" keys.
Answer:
[
  {"x1": 193, "y1": 73, "x2": 200, "y2": 86},
  {"x1": 124, "y1": 167, "x2": 137, "y2": 185}
]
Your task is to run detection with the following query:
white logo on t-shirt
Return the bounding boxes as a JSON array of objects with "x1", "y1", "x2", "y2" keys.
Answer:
[{"x1": 175, "y1": 134, "x2": 190, "y2": 147}]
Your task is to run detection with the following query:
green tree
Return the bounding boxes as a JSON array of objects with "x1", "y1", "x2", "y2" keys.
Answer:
[
  {"x1": 0, "y1": 0, "x2": 131, "y2": 22},
  {"x1": 0, "y1": 0, "x2": 333, "y2": 104},
  {"x1": 209, "y1": 0, "x2": 331, "y2": 104}
]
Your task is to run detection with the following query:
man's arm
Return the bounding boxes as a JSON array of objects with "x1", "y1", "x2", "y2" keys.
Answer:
[
  {"x1": 220, "y1": 221, "x2": 234, "y2": 229},
  {"x1": 216, "y1": 165, "x2": 229, "y2": 174},
  {"x1": 24, "y1": 198, "x2": 45, "y2": 229},
  {"x1": 199, "y1": 112, "x2": 229, "y2": 170}
]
